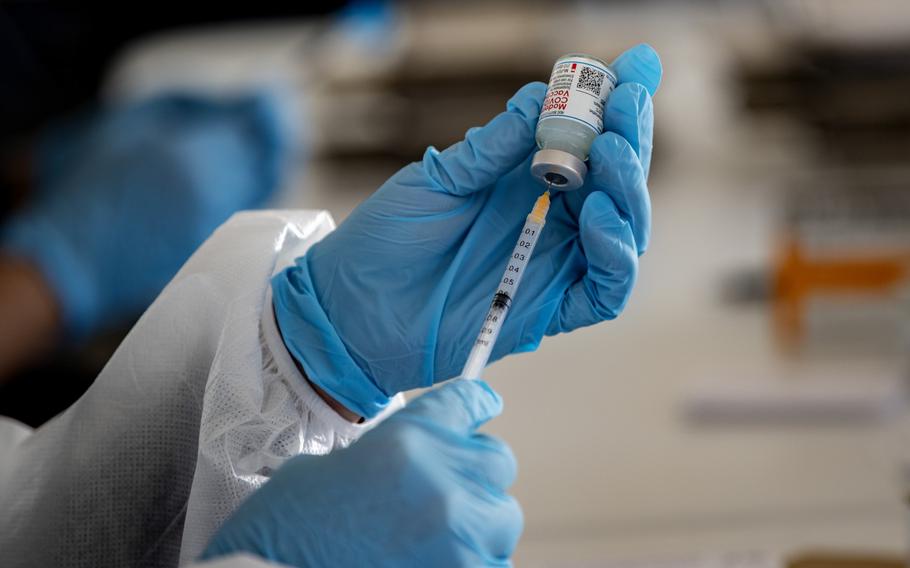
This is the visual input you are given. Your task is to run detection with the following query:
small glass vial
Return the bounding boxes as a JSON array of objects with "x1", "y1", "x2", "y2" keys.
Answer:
[{"x1": 531, "y1": 53, "x2": 618, "y2": 191}]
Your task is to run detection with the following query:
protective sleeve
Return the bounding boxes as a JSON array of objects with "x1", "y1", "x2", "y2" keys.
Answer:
[
  {"x1": 0, "y1": 211, "x2": 405, "y2": 568},
  {"x1": 178, "y1": 288, "x2": 405, "y2": 562},
  {"x1": 0, "y1": 416, "x2": 32, "y2": 496}
]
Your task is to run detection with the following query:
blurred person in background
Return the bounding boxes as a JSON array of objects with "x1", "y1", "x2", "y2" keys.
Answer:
[
  {"x1": 0, "y1": 92, "x2": 287, "y2": 379},
  {"x1": 0, "y1": 2, "x2": 662, "y2": 567},
  {"x1": 0, "y1": 3, "x2": 349, "y2": 424}
]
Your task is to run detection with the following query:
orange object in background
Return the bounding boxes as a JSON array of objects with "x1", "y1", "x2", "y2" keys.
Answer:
[
  {"x1": 788, "y1": 552, "x2": 904, "y2": 568},
  {"x1": 773, "y1": 236, "x2": 910, "y2": 348}
]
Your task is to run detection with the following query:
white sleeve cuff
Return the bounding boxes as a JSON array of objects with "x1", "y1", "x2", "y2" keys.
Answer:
[{"x1": 260, "y1": 287, "x2": 405, "y2": 439}]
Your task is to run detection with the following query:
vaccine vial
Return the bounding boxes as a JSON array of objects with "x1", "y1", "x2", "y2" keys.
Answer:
[{"x1": 531, "y1": 53, "x2": 618, "y2": 191}]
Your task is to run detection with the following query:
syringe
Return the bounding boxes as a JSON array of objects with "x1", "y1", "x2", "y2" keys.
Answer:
[{"x1": 461, "y1": 187, "x2": 552, "y2": 380}]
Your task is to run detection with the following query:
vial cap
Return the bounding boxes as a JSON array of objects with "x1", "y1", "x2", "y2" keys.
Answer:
[{"x1": 530, "y1": 149, "x2": 587, "y2": 191}]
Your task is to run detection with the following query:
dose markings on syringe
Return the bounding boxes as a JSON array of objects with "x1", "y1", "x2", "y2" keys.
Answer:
[
  {"x1": 475, "y1": 304, "x2": 505, "y2": 348},
  {"x1": 496, "y1": 223, "x2": 542, "y2": 298},
  {"x1": 474, "y1": 220, "x2": 544, "y2": 349}
]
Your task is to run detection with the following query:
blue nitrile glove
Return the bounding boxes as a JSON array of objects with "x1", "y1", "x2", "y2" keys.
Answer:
[
  {"x1": 273, "y1": 44, "x2": 661, "y2": 417},
  {"x1": 202, "y1": 379, "x2": 522, "y2": 567},
  {"x1": 1, "y1": 93, "x2": 286, "y2": 338}
]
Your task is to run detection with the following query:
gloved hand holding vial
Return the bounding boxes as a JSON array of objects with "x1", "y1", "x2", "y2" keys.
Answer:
[
  {"x1": 462, "y1": 53, "x2": 621, "y2": 380},
  {"x1": 273, "y1": 43, "x2": 661, "y2": 417}
]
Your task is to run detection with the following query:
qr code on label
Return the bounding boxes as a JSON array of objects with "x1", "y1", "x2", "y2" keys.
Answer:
[{"x1": 577, "y1": 66, "x2": 605, "y2": 95}]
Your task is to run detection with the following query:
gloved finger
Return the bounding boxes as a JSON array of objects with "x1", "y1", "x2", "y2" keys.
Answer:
[
  {"x1": 586, "y1": 132, "x2": 651, "y2": 253},
  {"x1": 399, "y1": 379, "x2": 503, "y2": 435},
  {"x1": 610, "y1": 43, "x2": 662, "y2": 95},
  {"x1": 603, "y1": 82, "x2": 655, "y2": 179},
  {"x1": 452, "y1": 492, "x2": 524, "y2": 563},
  {"x1": 423, "y1": 82, "x2": 546, "y2": 196},
  {"x1": 548, "y1": 191, "x2": 638, "y2": 334},
  {"x1": 464, "y1": 433, "x2": 518, "y2": 491}
]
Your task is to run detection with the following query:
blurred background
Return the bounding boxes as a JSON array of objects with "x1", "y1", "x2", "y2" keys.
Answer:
[{"x1": 2, "y1": 1, "x2": 910, "y2": 566}]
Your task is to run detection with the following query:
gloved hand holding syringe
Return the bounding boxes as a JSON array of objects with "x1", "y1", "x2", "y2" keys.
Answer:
[
  {"x1": 274, "y1": 45, "x2": 658, "y2": 418},
  {"x1": 461, "y1": 53, "x2": 618, "y2": 380}
]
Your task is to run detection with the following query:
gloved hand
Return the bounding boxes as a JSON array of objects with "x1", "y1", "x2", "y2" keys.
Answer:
[
  {"x1": 1, "y1": 93, "x2": 286, "y2": 338},
  {"x1": 273, "y1": 44, "x2": 662, "y2": 417},
  {"x1": 202, "y1": 379, "x2": 522, "y2": 567}
]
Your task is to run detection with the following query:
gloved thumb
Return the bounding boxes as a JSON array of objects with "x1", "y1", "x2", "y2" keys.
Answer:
[
  {"x1": 422, "y1": 82, "x2": 545, "y2": 196},
  {"x1": 397, "y1": 379, "x2": 503, "y2": 434}
]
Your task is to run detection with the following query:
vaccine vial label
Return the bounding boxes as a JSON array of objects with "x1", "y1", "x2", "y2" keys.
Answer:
[{"x1": 539, "y1": 55, "x2": 618, "y2": 135}]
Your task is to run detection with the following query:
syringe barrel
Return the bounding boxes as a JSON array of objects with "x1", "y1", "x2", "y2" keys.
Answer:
[
  {"x1": 461, "y1": 300, "x2": 506, "y2": 380},
  {"x1": 495, "y1": 216, "x2": 544, "y2": 300},
  {"x1": 461, "y1": 212, "x2": 547, "y2": 380}
]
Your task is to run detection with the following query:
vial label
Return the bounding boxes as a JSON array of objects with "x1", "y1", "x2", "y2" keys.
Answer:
[{"x1": 539, "y1": 55, "x2": 617, "y2": 135}]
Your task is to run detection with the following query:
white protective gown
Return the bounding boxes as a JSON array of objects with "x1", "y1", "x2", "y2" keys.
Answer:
[{"x1": 0, "y1": 211, "x2": 405, "y2": 567}]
